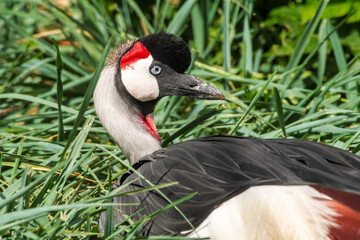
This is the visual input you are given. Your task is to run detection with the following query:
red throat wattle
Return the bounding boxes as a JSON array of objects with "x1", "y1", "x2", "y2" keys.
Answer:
[{"x1": 139, "y1": 114, "x2": 161, "y2": 143}]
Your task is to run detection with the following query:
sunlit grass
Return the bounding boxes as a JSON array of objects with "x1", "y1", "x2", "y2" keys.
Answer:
[{"x1": 0, "y1": 0, "x2": 359, "y2": 239}]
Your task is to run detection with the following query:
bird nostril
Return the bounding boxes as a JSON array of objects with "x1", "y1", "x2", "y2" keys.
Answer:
[{"x1": 189, "y1": 84, "x2": 198, "y2": 88}]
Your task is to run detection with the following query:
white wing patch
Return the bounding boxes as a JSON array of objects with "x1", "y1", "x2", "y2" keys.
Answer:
[
  {"x1": 121, "y1": 55, "x2": 159, "y2": 102},
  {"x1": 189, "y1": 185, "x2": 337, "y2": 240}
]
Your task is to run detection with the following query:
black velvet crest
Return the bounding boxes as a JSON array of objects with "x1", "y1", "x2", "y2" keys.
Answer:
[{"x1": 138, "y1": 33, "x2": 191, "y2": 74}]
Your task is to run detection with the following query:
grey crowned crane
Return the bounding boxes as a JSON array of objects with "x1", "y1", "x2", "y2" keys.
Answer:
[{"x1": 94, "y1": 33, "x2": 360, "y2": 239}]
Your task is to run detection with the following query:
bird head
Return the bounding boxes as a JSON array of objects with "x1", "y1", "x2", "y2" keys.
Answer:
[
  {"x1": 118, "y1": 33, "x2": 224, "y2": 102},
  {"x1": 94, "y1": 33, "x2": 225, "y2": 160}
]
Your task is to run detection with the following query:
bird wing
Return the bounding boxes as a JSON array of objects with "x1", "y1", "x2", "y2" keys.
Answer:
[{"x1": 105, "y1": 136, "x2": 360, "y2": 235}]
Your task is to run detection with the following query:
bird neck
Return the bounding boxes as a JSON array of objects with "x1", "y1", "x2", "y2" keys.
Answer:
[{"x1": 94, "y1": 67, "x2": 161, "y2": 165}]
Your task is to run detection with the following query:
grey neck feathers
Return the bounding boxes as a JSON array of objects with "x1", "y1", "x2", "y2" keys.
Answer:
[{"x1": 93, "y1": 67, "x2": 161, "y2": 165}]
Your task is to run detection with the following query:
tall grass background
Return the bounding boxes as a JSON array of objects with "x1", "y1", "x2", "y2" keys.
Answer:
[{"x1": 0, "y1": 0, "x2": 359, "y2": 239}]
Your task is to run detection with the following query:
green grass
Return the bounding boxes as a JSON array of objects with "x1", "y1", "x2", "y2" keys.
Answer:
[{"x1": 0, "y1": 0, "x2": 359, "y2": 239}]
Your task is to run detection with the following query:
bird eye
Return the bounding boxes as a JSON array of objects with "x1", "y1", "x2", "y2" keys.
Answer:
[{"x1": 150, "y1": 65, "x2": 162, "y2": 76}]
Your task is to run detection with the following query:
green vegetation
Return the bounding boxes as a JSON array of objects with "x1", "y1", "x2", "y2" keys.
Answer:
[{"x1": 0, "y1": 0, "x2": 359, "y2": 239}]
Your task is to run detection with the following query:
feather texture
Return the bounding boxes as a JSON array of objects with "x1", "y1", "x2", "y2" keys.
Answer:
[
  {"x1": 189, "y1": 185, "x2": 337, "y2": 240},
  {"x1": 99, "y1": 136, "x2": 360, "y2": 237}
]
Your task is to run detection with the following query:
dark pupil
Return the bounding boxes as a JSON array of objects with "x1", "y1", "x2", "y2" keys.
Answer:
[{"x1": 152, "y1": 66, "x2": 160, "y2": 74}]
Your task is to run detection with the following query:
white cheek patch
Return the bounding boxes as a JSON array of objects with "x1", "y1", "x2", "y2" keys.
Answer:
[{"x1": 121, "y1": 55, "x2": 160, "y2": 102}]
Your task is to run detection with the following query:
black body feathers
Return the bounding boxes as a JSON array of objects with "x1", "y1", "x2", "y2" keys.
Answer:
[{"x1": 99, "y1": 136, "x2": 360, "y2": 236}]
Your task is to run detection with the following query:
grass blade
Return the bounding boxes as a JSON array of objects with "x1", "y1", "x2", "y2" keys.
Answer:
[
  {"x1": 191, "y1": 3, "x2": 205, "y2": 53},
  {"x1": 281, "y1": 0, "x2": 328, "y2": 86},
  {"x1": 0, "y1": 15, "x2": 89, "y2": 76},
  {"x1": 127, "y1": 0, "x2": 154, "y2": 34},
  {"x1": 162, "y1": 106, "x2": 225, "y2": 147},
  {"x1": 60, "y1": 36, "x2": 113, "y2": 158},
  {"x1": 51, "y1": 38, "x2": 65, "y2": 142},
  {"x1": 327, "y1": 21, "x2": 347, "y2": 70},
  {"x1": 9, "y1": 138, "x2": 24, "y2": 185},
  {"x1": 242, "y1": 0, "x2": 253, "y2": 75},
  {"x1": 104, "y1": 161, "x2": 114, "y2": 238},
  {"x1": 167, "y1": 0, "x2": 197, "y2": 35},
  {"x1": 222, "y1": 0, "x2": 231, "y2": 72},
  {"x1": 342, "y1": 128, "x2": 360, "y2": 150},
  {"x1": 273, "y1": 87, "x2": 287, "y2": 138},
  {"x1": 317, "y1": 19, "x2": 328, "y2": 86},
  {"x1": 327, "y1": 19, "x2": 358, "y2": 103},
  {"x1": 229, "y1": 71, "x2": 276, "y2": 135}
]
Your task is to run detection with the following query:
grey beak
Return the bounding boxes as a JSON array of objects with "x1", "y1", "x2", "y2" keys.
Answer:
[
  {"x1": 177, "y1": 75, "x2": 225, "y2": 100},
  {"x1": 158, "y1": 68, "x2": 225, "y2": 100}
]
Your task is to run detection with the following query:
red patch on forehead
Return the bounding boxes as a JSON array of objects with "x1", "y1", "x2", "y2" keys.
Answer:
[{"x1": 121, "y1": 42, "x2": 150, "y2": 70}]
